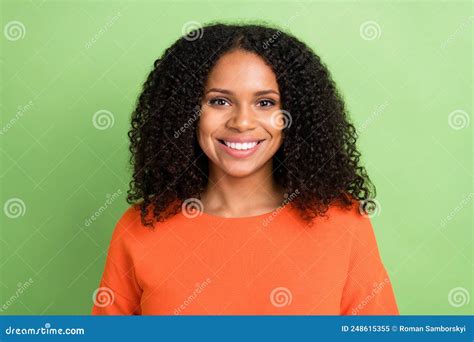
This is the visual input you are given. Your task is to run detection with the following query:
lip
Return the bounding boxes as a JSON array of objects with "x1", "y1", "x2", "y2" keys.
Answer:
[
  {"x1": 216, "y1": 139, "x2": 264, "y2": 159},
  {"x1": 218, "y1": 137, "x2": 264, "y2": 143}
]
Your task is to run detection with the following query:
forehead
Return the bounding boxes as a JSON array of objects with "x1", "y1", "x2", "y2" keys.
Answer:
[{"x1": 205, "y1": 50, "x2": 279, "y2": 93}]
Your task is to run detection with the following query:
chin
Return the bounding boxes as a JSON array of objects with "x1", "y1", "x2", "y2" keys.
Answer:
[{"x1": 221, "y1": 164, "x2": 259, "y2": 178}]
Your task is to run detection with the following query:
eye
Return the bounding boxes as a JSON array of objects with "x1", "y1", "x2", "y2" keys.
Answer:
[
  {"x1": 208, "y1": 97, "x2": 230, "y2": 106},
  {"x1": 257, "y1": 99, "x2": 276, "y2": 107}
]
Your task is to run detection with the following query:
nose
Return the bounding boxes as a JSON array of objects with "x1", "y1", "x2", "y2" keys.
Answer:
[{"x1": 226, "y1": 104, "x2": 257, "y2": 132}]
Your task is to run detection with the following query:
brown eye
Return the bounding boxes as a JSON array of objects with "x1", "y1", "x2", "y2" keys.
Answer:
[
  {"x1": 258, "y1": 99, "x2": 276, "y2": 107},
  {"x1": 208, "y1": 98, "x2": 230, "y2": 106}
]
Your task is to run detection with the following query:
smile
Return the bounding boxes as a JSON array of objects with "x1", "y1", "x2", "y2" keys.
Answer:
[
  {"x1": 222, "y1": 140, "x2": 260, "y2": 150},
  {"x1": 217, "y1": 139, "x2": 265, "y2": 158}
]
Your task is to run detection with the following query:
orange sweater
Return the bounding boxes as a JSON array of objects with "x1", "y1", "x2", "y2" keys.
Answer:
[{"x1": 92, "y1": 201, "x2": 399, "y2": 315}]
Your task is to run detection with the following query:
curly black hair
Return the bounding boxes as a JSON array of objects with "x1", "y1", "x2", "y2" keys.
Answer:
[{"x1": 126, "y1": 22, "x2": 376, "y2": 228}]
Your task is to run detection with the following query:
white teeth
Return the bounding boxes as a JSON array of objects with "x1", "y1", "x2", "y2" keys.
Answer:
[{"x1": 224, "y1": 141, "x2": 258, "y2": 150}]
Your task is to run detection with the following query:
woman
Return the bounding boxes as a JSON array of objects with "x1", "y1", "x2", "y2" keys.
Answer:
[{"x1": 92, "y1": 23, "x2": 399, "y2": 315}]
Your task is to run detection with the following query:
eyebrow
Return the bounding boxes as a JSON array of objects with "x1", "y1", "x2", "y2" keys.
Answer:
[{"x1": 205, "y1": 88, "x2": 280, "y2": 96}]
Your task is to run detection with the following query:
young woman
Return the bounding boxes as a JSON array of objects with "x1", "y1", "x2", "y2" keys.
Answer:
[{"x1": 92, "y1": 23, "x2": 399, "y2": 315}]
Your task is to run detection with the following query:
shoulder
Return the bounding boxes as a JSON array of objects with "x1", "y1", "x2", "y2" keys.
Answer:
[
  {"x1": 326, "y1": 199, "x2": 382, "y2": 255},
  {"x1": 106, "y1": 205, "x2": 143, "y2": 248},
  {"x1": 116, "y1": 203, "x2": 142, "y2": 227},
  {"x1": 110, "y1": 201, "x2": 181, "y2": 241},
  {"x1": 321, "y1": 198, "x2": 371, "y2": 228},
  {"x1": 304, "y1": 198, "x2": 377, "y2": 242}
]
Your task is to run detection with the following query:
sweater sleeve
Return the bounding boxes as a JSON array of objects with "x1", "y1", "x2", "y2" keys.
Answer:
[
  {"x1": 91, "y1": 206, "x2": 142, "y2": 315},
  {"x1": 340, "y1": 212, "x2": 399, "y2": 315}
]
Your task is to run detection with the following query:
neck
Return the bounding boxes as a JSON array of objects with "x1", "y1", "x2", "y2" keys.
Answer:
[{"x1": 200, "y1": 161, "x2": 285, "y2": 217}]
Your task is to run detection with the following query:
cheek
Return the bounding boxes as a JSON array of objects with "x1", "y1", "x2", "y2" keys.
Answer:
[
  {"x1": 271, "y1": 127, "x2": 283, "y2": 142},
  {"x1": 270, "y1": 131, "x2": 284, "y2": 153},
  {"x1": 197, "y1": 112, "x2": 219, "y2": 149},
  {"x1": 261, "y1": 117, "x2": 283, "y2": 146}
]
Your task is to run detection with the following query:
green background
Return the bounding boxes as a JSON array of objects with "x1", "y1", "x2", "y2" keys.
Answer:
[{"x1": 0, "y1": 0, "x2": 472, "y2": 315}]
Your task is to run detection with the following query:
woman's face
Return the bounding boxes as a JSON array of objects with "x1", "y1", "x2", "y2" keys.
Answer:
[{"x1": 197, "y1": 49, "x2": 284, "y2": 178}]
